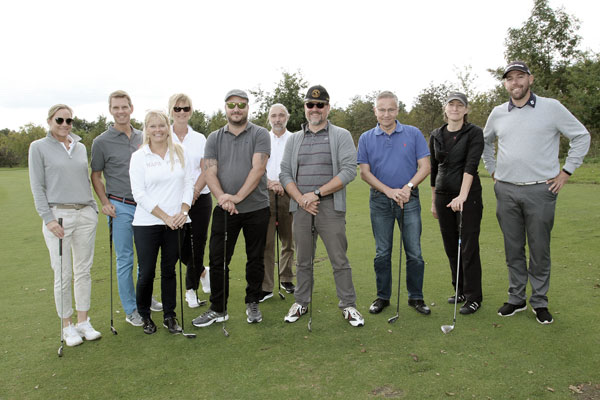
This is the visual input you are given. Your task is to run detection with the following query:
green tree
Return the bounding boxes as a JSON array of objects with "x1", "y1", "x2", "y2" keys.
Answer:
[
  {"x1": 189, "y1": 110, "x2": 209, "y2": 135},
  {"x1": 206, "y1": 110, "x2": 227, "y2": 134},
  {"x1": 408, "y1": 83, "x2": 450, "y2": 136}
]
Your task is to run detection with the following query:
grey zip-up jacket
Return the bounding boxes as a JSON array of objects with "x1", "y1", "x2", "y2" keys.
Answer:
[{"x1": 280, "y1": 122, "x2": 356, "y2": 212}]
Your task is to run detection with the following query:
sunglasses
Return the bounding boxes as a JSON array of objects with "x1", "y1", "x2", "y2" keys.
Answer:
[
  {"x1": 173, "y1": 106, "x2": 191, "y2": 113},
  {"x1": 226, "y1": 102, "x2": 247, "y2": 110},
  {"x1": 55, "y1": 117, "x2": 73, "y2": 125},
  {"x1": 306, "y1": 102, "x2": 326, "y2": 109}
]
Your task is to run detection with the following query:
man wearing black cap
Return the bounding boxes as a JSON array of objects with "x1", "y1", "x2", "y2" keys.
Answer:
[
  {"x1": 483, "y1": 61, "x2": 590, "y2": 325},
  {"x1": 192, "y1": 89, "x2": 271, "y2": 327},
  {"x1": 279, "y1": 85, "x2": 365, "y2": 327}
]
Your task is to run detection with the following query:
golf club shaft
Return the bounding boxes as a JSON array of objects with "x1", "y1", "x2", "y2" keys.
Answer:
[
  {"x1": 452, "y1": 211, "x2": 463, "y2": 325},
  {"x1": 389, "y1": 208, "x2": 404, "y2": 323},
  {"x1": 308, "y1": 214, "x2": 315, "y2": 332},
  {"x1": 109, "y1": 216, "x2": 117, "y2": 335},
  {"x1": 275, "y1": 195, "x2": 284, "y2": 299},
  {"x1": 178, "y1": 227, "x2": 196, "y2": 338},
  {"x1": 58, "y1": 218, "x2": 64, "y2": 356},
  {"x1": 222, "y1": 211, "x2": 229, "y2": 337}
]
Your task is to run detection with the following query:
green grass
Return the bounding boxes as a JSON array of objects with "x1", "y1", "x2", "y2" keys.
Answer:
[{"x1": 1, "y1": 165, "x2": 599, "y2": 399}]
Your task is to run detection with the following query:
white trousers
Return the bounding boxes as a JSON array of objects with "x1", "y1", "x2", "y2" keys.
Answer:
[{"x1": 42, "y1": 206, "x2": 97, "y2": 318}]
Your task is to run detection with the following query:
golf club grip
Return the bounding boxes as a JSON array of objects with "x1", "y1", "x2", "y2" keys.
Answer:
[{"x1": 58, "y1": 218, "x2": 63, "y2": 256}]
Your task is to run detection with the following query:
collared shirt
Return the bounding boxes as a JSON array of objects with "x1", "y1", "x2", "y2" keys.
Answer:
[
  {"x1": 508, "y1": 92, "x2": 537, "y2": 112},
  {"x1": 266, "y1": 129, "x2": 291, "y2": 181},
  {"x1": 171, "y1": 125, "x2": 210, "y2": 195},
  {"x1": 357, "y1": 121, "x2": 430, "y2": 188},
  {"x1": 91, "y1": 124, "x2": 143, "y2": 199},
  {"x1": 60, "y1": 135, "x2": 75, "y2": 156},
  {"x1": 297, "y1": 124, "x2": 333, "y2": 193},
  {"x1": 204, "y1": 121, "x2": 270, "y2": 213},
  {"x1": 129, "y1": 144, "x2": 194, "y2": 226}
]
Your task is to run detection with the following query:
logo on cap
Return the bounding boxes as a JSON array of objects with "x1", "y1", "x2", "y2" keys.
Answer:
[{"x1": 311, "y1": 89, "x2": 321, "y2": 99}]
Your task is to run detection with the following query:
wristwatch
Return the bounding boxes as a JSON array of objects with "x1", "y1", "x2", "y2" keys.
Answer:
[
  {"x1": 314, "y1": 189, "x2": 322, "y2": 199},
  {"x1": 407, "y1": 182, "x2": 414, "y2": 190}
]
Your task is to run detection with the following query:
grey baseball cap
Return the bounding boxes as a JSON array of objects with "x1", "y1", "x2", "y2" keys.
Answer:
[
  {"x1": 445, "y1": 92, "x2": 468, "y2": 106},
  {"x1": 224, "y1": 89, "x2": 249, "y2": 102}
]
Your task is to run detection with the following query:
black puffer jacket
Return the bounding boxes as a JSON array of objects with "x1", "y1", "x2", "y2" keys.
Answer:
[{"x1": 429, "y1": 122, "x2": 484, "y2": 194}]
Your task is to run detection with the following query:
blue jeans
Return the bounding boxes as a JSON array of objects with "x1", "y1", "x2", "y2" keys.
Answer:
[
  {"x1": 108, "y1": 199, "x2": 137, "y2": 315},
  {"x1": 370, "y1": 189, "x2": 425, "y2": 300}
]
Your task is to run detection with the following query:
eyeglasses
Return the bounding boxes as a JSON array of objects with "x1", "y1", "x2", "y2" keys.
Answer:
[
  {"x1": 306, "y1": 102, "x2": 326, "y2": 109},
  {"x1": 226, "y1": 102, "x2": 247, "y2": 110},
  {"x1": 55, "y1": 118, "x2": 73, "y2": 125},
  {"x1": 173, "y1": 106, "x2": 191, "y2": 113}
]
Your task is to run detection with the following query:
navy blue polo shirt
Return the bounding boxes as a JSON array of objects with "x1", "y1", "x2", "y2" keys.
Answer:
[{"x1": 357, "y1": 121, "x2": 429, "y2": 188}]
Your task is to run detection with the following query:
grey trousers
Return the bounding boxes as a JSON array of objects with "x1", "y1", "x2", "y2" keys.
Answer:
[
  {"x1": 262, "y1": 191, "x2": 295, "y2": 292},
  {"x1": 495, "y1": 181, "x2": 557, "y2": 308},
  {"x1": 292, "y1": 199, "x2": 357, "y2": 309}
]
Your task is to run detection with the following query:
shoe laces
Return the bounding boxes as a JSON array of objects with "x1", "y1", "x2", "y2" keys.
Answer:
[
  {"x1": 289, "y1": 303, "x2": 304, "y2": 315},
  {"x1": 344, "y1": 307, "x2": 362, "y2": 320},
  {"x1": 248, "y1": 302, "x2": 259, "y2": 313}
]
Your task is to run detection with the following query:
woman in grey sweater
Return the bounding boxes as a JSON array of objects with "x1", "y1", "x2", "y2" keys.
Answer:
[{"x1": 29, "y1": 104, "x2": 101, "y2": 348}]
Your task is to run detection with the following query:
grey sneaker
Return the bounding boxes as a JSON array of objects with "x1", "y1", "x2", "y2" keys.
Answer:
[
  {"x1": 126, "y1": 310, "x2": 144, "y2": 327},
  {"x1": 246, "y1": 302, "x2": 262, "y2": 324},
  {"x1": 192, "y1": 309, "x2": 228, "y2": 328},
  {"x1": 150, "y1": 296, "x2": 163, "y2": 312}
]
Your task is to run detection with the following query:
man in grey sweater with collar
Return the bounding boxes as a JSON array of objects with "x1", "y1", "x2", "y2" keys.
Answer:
[{"x1": 483, "y1": 61, "x2": 590, "y2": 325}]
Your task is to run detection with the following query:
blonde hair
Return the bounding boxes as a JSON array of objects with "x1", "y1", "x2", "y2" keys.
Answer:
[
  {"x1": 47, "y1": 104, "x2": 73, "y2": 122},
  {"x1": 143, "y1": 110, "x2": 185, "y2": 170},
  {"x1": 168, "y1": 93, "x2": 193, "y2": 120},
  {"x1": 109, "y1": 90, "x2": 133, "y2": 108}
]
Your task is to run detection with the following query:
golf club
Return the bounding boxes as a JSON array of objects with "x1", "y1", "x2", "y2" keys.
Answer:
[
  {"x1": 308, "y1": 214, "x2": 316, "y2": 332},
  {"x1": 57, "y1": 218, "x2": 64, "y2": 357},
  {"x1": 275, "y1": 195, "x2": 284, "y2": 300},
  {"x1": 441, "y1": 210, "x2": 463, "y2": 335},
  {"x1": 222, "y1": 211, "x2": 229, "y2": 337},
  {"x1": 178, "y1": 227, "x2": 196, "y2": 339},
  {"x1": 188, "y1": 226, "x2": 207, "y2": 307},
  {"x1": 388, "y1": 208, "x2": 404, "y2": 324},
  {"x1": 108, "y1": 217, "x2": 117, "y2": 335}
]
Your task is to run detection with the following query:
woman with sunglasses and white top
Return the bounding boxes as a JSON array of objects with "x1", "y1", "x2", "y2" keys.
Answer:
[
  {"x1": 168, "y1": 94, "x2": 212, "y2": 309},
  {"x1": 129, "y1": 110, "x2": 194, "y2": 334},
  {"x1": 29, "y1": 104, "x2": 101, "y2": 347}
]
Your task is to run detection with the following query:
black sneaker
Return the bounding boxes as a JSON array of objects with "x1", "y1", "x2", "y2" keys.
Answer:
[
  {"x1": 142, "y1": 317, "x2": 157, "y2": 335},
  {"x1": 259, "y1": 291, "x2": 273, "y2": 303},
  {"x1": 408, "y1": 299, "x2": 431, "y2": 315},
  {"x1": 497, "y1": 302, "x2": 527, "y2": 317},
  {"x1": 448, "y1": 294, "x2": 466, "y2": 304},
  {"x1": 532, "y1": 307, "x2": 553, "y2": 325},
  {"x1": 280, "y1": 282, "x2": 296, "y2": 294},
  {"x1": 369, "y1": 298, "x2": 390, "y2": 314},
  {"x1": 459, "y1": 301, "x2": 481, "y2": 315},
  {"x1": 163, "y1": 317, "x2": 182, "y2": 334}
]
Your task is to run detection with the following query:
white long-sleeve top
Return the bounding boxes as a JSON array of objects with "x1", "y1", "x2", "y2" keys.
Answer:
[
  {"x1": 129, "y1": 144, "x2": 194, "y2": 226},
  {"x1": 171, "y1": 125, "x2": 210, "y2": 194},
  {"x1": 266, "y1": 129, "x2": 291, "y2": 181}
]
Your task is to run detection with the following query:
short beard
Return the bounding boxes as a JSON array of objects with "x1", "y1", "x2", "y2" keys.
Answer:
[{"x1": 227, "y1": 115, "x2": 248, "y2": 127}]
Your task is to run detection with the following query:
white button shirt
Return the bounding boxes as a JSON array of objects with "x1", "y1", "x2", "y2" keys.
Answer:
[
  {"x1": 266, "y1": 130, "x2": 291, "y2": 182},
  {"x1": 130, "y1": 144, "x2": 194, "y2": 226},
  {"x1": 171, "y1": 125, "x2": 210, "y2": 195}
]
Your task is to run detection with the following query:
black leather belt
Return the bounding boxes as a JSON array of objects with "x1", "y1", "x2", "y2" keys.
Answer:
[{"x1": 108, "y1": 194, "x2": 137, "y2": 206}]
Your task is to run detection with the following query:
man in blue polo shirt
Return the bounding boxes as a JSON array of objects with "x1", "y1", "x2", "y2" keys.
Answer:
[{"x1": 357, "y1": 91, "x2": 432, "y2": 316}]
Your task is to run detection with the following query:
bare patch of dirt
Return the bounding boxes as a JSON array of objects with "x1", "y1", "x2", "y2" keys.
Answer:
[
  {"x1": 370, "y1": 385, "x2": 405, "y2": 398},
  {"x1": 570, "y1": 382, "x2": 600, "y2": 399}
]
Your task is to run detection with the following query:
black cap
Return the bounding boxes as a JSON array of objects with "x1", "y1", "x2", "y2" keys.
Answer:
[
  {"x1": 224, "y1": 89, "x2": 249, "y2": 102},
  {"x1": 445, "y1": 92, "x2": 468, "y2": 106},
  {"x1": 304, "y1": 85, "x2": 330, "y2": 103},
  {"x1": 502, "y1": 61, "x2": 531, "y2": 79}
]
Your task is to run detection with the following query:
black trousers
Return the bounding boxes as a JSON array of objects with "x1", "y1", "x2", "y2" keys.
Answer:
[
  {"x1": 133, "y1": 225, "x2": 179, "y2": 319},
  {"x1": 434, "y1": 190, "x2": 483, "y2": 303},
  {"x1": 180, "y1": 194, "x2": 212, "y2": 290},
  {"x1": 208, "y1": 206, "x2": 269, "y2": 312}
]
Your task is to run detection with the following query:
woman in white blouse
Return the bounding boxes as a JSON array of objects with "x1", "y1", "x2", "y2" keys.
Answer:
[
  {"x1": 168, "y1": 93, "x2": 212, "y2": 308},
  {"x1": 129, "y1": 110, "x2": 194, "y2": 335}
]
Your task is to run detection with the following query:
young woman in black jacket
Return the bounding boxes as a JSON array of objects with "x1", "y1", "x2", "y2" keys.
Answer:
[{"x1": 429, "y1": 92, "x2": 484, "y2": 314}]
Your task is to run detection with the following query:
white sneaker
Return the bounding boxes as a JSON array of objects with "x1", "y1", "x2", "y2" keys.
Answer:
[
  {"x1": 200, "y1": 267, "x2": 211, "y2": 293},
  {"x1": 63, "y1": 324, "x2": 83, "y2": 347},
  {"x1": 342, "y1": 307, "x2": 365, "y2": 327},
  {"x1": 76, "y1": 318, "x2": 102, "y2": 341},
  {"x1": 150, "y1": 296, "x2": 163, "y2": 312},
  {"x1": 186, "y1": 289, "x2": 200, "y2": 308},
  {"x1": 284, "y1": 302, "x2": 307, "y2": 323}
]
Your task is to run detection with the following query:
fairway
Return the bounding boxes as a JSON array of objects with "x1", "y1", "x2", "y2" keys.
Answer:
[{"x1": 1, "y1": 167, "x2": 599, "y2": 399}]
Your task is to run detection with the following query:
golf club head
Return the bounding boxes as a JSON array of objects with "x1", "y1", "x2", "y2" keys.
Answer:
[
  {"x1": 58, "y1": 346, "x2": 63, "y2": 357},
  {"x1": 307, "y1": 318, "x2": 312, "y2": 332},
  {"x1": 278, "y1": 292, "x2": 285, "y2": 300},
  {"x1": 183, "y1": 332, "x2": 197, "y2": 339},
  {"x1": 110, "y1": 326, "x2": 118, "y2": 335},
  {"x1": 222, "y1": 326, "x2": 230, "y2": 337},
  {"x1": 198, "y1": 300, "x2": 208, "y2": 306},
  {"x1": 388, "y1": 314, "x2": 399, "y2": 324},
  {"x1": 441, "y1": 325, "x2": 454, "y2": 334}
]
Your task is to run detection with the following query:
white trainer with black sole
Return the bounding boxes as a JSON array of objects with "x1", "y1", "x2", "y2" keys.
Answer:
[
  {"x1": 343, "y1": 307, "x2": 365, "y2": 327},
  {"x1": 284, "y1": 302, "x2": 308, "y2": 323}
]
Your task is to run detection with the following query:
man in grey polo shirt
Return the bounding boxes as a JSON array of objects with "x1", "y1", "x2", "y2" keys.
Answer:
[
  {"x1": 91, "y1": 90, "x2": 158, "y2": 327},
  {"x1": 483, "y1": 61, "x2": 590, "y2": 325},
  {"x1": 280, "y1": 85, "x2": 364, "y2": 328},
  {"x1": 192, "y1": 89, "x2": 270, "y2": 327}
]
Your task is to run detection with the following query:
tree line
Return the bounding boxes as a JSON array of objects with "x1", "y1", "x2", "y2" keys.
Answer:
[{"x1": 1, "y1": 0, "x2": 597, "y2": 168}]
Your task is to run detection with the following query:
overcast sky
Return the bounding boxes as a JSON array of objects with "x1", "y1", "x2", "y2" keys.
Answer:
[{"x1": 1, "y1": 0, "x2": 599, "y2": 130}]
